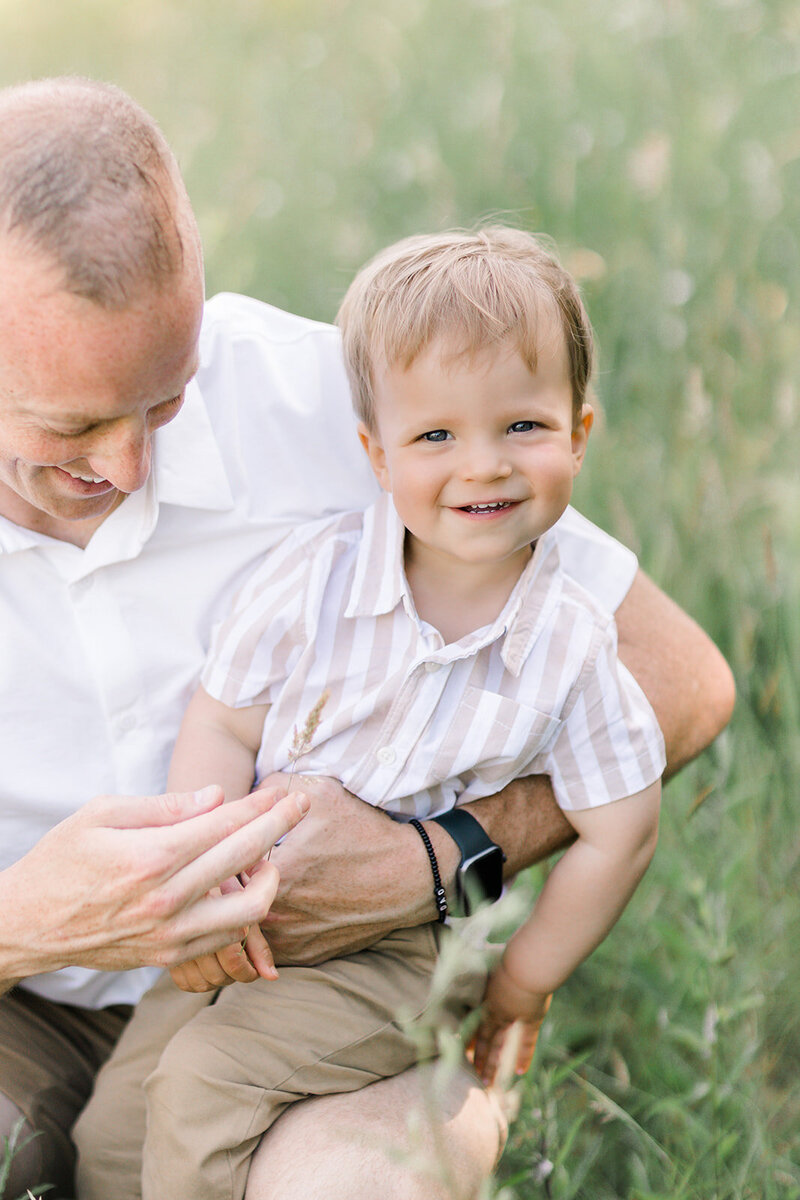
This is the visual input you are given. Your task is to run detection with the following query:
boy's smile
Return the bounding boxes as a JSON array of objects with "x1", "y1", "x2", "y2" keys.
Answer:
[{"x1": 359, "y1": 329, "x2": 593, "y2": 592}]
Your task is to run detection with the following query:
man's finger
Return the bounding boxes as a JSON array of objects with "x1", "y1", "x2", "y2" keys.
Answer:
[
  {"x1": 87, "y1": 785, "x2": 225, "y2": 830},
  {"x1": 161, "y1": 791, "x2": 310, "y2": 891},
  {"x1": 168, "y1": 857, "x2": 284, "y2": 947}
]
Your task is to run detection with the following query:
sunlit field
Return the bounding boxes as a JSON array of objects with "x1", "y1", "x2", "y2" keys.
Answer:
[{"x1": 2, "y1": 1, "x2": 798, "y2": 1196}]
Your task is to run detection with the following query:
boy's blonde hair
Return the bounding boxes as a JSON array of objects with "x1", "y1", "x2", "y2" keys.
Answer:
[{"x1": 336, "y1": 225, "x2": 593, "y2": 430}]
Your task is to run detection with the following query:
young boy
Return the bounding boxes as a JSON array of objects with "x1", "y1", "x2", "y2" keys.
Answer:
[{"x1": 93, "y1": 228, "x2": 665, "y2": 1199}]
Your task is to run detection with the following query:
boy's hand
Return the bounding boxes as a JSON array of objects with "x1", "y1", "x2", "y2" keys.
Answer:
[
  {"x1": 169, "y1": 877, "x2": 279, "y2": 993},
  {"x1": 469, "y1": 961, "x2": 552, "y2": 1086}
]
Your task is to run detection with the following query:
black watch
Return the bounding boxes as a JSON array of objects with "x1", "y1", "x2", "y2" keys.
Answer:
[{"x1": 430, "y1": 809, "x2": 506, "y2": 916}]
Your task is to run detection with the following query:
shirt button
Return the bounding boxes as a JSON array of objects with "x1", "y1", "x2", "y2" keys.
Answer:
[
  {"x1": 424, "y1": 660, "x2": 441, "y2": 673},
  {"x1": 376, "y1": 746, "x2": 396, "y2": 766},
  {"x1": 116, "y1": 712, "x2": 137, "y2": 735},
  {"x1": 72, "y1": 576, "x2": 94, "y2": 596}
]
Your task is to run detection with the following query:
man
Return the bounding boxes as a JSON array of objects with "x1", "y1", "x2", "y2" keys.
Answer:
[{"x1": 0, "y1": 77, "x2": 734, "y2": 1199}]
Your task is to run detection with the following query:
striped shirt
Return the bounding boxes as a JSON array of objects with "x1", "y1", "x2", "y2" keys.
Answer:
[{"x1": 202, "y1": 492, "x2": 666, "y2": 818}]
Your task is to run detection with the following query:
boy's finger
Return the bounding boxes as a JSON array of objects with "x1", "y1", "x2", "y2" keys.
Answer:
[
  {"x1": 244, "y1": 925, "x2": 278, "y2": 980},
  {"x1": 214, "y1": 941, "x2": 259, "y2": 984}
]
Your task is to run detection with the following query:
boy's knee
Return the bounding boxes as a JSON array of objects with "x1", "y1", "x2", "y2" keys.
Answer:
[{"x1": 143, "y1": 1017, "x2": 243, "y2": 1130}]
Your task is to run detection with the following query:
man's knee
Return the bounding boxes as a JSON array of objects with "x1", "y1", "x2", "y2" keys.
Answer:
[
  {"x1": 244, "y1": 1063, "x2": 508, "y2": 1200},
  {"x1": 0, "y1": 1089, "x2": 75, "y2": 1200}
]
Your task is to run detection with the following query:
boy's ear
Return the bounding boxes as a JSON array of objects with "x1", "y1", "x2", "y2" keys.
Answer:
[
  {"x1": 571, "y1": 404, "x2": 594, "y2": 476},
  {"x1": 357, "y1": 421, "x2": 391, "y2": 491}
]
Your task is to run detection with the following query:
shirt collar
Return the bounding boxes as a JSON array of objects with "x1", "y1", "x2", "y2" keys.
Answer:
[
  {"x1": 0, "y1": 381, "x2": 233, "y2": 562},
  {"x1": 345, "y1": 492, "x2": 565, "y2": 674},
  {"x1": 153, "y1": 379, "x2": 234, "y2": 511},
  {"x1": 346, "y1": 491, "x2": 408, "y2": 618}
]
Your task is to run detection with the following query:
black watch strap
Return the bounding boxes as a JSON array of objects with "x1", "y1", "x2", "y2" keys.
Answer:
[{"x1": 431, "y1": 809, "x2": 505, "y2": 913}]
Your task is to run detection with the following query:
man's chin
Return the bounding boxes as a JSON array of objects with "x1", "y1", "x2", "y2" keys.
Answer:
[{"x1": 40, "y1": 485, "x2": 125, "y2": 525}]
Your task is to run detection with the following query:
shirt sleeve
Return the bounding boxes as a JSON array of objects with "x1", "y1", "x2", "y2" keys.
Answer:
[
  {"x1": 539, "y1": 622, "x2": 666, "y2": 811},
  {"x1": 201, "y1": 529, "x2": 313, "y2": 709}
]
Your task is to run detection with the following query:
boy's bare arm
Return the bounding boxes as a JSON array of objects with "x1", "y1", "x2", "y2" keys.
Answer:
[
  {"x1": 168, "y1": 686, "x2": 268, "y2": 800},
  {"x1": 472, "y1": 781, "x2": 660, "y2": 1083},
  {"x1": 167, "y1": 686, "x2": 286, "y2": 991},
  {"x1": 264, "y1": 568, "x2": 735, "y2": 964}
]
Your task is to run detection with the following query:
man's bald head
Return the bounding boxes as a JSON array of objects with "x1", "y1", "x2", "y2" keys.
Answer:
[{"x1": 0, "y1": 77, "x2": 200, "y2": 307}]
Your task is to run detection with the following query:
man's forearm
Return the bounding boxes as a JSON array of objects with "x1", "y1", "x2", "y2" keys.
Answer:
[
  {"x1": 615, "y1": 570, "x2": 735, "y2": 777},
  {"x1": 422, "y1": 775, "x2": 572, "y2": 887}
]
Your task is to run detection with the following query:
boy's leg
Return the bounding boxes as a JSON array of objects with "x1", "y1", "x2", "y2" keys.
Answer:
[
  {"x1": 142, "y1": 923, "x2": 483, "y2": 1200},
  {"x1": 73, "y1": 973, "x2": 213, "y2": 1200}
]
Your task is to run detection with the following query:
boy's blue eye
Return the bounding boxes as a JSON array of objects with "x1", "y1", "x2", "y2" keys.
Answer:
[
  {"x1": 421, "y1": 429, "x2": 451, "y2": 442},
  {"x1": 508, "y1": 420, "x2": 537, "y2": 433}
]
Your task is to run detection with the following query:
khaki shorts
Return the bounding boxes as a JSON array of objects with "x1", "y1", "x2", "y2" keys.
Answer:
[{"x1": 0, "y1": 987, "x2": 130, "y2": 1199}]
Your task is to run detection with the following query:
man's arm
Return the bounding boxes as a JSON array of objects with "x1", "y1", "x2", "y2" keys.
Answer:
[
  {"x1": 264, "y1": 568, "x2": 735, "y2": 964},
  {"x1": 0, "y1": 785, "x2": 309, "y2": 995}
]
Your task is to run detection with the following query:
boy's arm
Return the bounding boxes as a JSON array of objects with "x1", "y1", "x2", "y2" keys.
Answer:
[
  {"x1": 264, "y1": 569, "x2": 733, "y2": 964},
  {"x1": 472, "y1": 781, "x2": 661, "y2": 1083},
  {"x1": 494, "y1": 782, "x2": 660, "y2": 994},
  {"x1": 167, "y1": 687, "x2": 280, "y2": 991},
  {"x1": 167, "y1": 685, "x2": 268, "y2": 800}
]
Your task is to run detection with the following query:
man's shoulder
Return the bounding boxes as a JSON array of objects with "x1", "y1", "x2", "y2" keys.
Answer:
[
  {"x1": 200, "y1": 292, "x2": 342, "y2": 353},
  {"x1": 551, "y1": 506, "x2": 639, "y2": 615}
]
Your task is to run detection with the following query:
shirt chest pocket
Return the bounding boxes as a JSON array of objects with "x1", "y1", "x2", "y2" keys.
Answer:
[{"x1": 428, "y1": 684, "x2": 562, "y2": 787}]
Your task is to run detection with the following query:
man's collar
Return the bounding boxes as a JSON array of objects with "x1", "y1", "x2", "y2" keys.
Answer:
[{"x1": 153, "y1": 379, "x2": 234, "y2": 511}]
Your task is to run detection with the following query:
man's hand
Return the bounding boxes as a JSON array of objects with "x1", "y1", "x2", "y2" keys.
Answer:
[
  {"x1": 260, "y1": 774, "x2": 449, "y2": 965},
  {"x1": 0, "y1": 784, "x2": 309, "y2": 991}
]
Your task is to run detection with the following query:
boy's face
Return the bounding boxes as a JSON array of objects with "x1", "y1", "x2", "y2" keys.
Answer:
[{"x1": 359, "y1": 325, "x2": 592, "y2": 574}]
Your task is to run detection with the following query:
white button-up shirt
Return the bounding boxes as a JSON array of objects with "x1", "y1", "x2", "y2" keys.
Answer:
[{"x1": 203, "y1": 493, "x2": 664, "y2": 820}]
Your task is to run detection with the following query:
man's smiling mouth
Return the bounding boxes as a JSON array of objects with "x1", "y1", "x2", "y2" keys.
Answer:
[{"x1": 61, "y1": 466, "x2": 107, "y2": 483}]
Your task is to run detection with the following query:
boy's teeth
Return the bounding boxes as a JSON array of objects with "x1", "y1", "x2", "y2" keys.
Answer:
[{"x1": 463, "y1": 501, "x2": 510, "y2": 512}]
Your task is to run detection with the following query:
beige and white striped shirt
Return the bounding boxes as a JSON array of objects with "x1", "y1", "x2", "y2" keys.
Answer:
[{"x1": 202, "y1": 493, "x2": 665, "y2": 819}]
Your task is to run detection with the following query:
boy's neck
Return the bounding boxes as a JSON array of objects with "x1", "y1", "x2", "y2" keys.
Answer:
[{"x1": 404, "y1": 535, "x2": 533, "y2": 644}]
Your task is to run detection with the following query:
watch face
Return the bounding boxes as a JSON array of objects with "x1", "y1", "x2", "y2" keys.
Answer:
[{"x1": 460, "y1": 845, "x2": 504, "y2": 915}]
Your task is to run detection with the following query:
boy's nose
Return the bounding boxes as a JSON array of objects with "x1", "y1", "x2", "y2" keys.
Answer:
[{"x1": 459, "y1": 442, "x2": 512, "y2": 482}]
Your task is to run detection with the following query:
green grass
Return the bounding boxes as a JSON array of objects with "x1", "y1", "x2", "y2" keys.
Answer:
[{"x1": 1, "y1": 1, "x2": 798, "y2": 1196}]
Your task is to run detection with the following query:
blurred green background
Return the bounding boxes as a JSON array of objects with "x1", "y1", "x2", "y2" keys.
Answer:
[{"x1": 2, "y1": 1, "x2": 798, "y2": 1196}]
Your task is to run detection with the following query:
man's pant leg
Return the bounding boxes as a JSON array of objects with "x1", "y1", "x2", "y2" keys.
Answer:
[
  {"x1": 73, "y1": 973, "x2": 213, "y2": 1200},
  {"x1": 0, "y1": 988, "x2": 130, "y2": 1200}
]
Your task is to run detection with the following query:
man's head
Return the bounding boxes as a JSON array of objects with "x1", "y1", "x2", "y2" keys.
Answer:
[
  {"x1": 336, "y1": 225, "x2": 594, "y2": 433},
  {"x1": 0, "y1": 77, "x2": 204, "y2": 542}
]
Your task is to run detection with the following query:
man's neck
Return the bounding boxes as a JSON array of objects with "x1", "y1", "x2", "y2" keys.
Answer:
[{"x1": 404, "y1": 538, "x2": 533, "y2": 644}]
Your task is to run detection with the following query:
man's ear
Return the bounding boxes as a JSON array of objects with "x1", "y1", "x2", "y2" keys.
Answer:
[
  {"x1": 357, "y1": 421, "x2": 391, "y2": 491},
  {"x1": 571, "y1": 404, "x2": 594, "y2": 476}
]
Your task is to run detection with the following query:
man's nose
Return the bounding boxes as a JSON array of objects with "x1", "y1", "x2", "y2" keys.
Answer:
[{"x1": 88, "y1": 421, "x2": 152, "y2": 494}]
